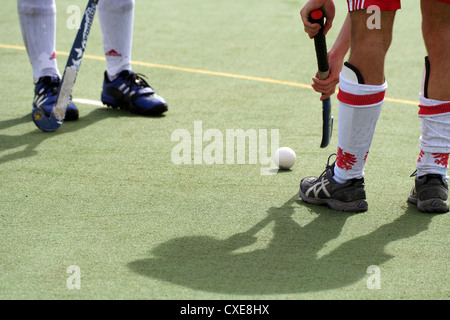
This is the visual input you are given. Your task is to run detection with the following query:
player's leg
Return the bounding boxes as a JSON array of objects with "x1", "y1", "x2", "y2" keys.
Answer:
[
  {"x1": 300, "y1": 1, "x2": 399, "y2": 212},
  {"x1": 18, "y1": 0, "x2": 78, "y2": 120},
  {"x1": 17, "y1": 0, "x2": 59, "y2": 82},
  {"x1": 347, "y1": 11, "x2": 395, "y2": 85},
  {"x1": 333, "y1": 9, "x2": 395, "y2": 183},
  {"x1": 408, "y1": 0, "x2": 450, "y2": 213},
  {"x1": 421, "y1": 0, "x2": 450, "y2": 101},
  {"x1": 98, "y1": 0, "x2": 167, "y2": 116},
  {"x1": 98, "y1": 0, "x2": 133, "y2": 80}
]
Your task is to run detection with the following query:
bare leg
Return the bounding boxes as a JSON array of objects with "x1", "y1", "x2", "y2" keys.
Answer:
[
  {"x1": 348, "y1": 10, "x2": 396, "y2": 85},
  {"x1": 421, "y1": 0, "x2": 450, "y2": 100}
]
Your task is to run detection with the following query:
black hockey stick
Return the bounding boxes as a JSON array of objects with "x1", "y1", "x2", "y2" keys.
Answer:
[{"x1": 309, "y1": 9, "x2": 333, "y2": 148}]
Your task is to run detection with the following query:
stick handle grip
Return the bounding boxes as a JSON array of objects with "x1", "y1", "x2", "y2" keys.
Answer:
[{"x1": 309, "y1": 9, "x2": 329, "y2": 80}]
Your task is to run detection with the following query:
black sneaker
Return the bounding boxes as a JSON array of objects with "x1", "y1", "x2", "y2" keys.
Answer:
[
  {"x1": 299, "y1": 154, "x2": 368, "y2": 212},
  {"x1": 408, "y1": 171, "x2": 449, "y2": 213}
]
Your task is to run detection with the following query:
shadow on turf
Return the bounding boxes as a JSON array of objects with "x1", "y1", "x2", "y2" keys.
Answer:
[
  {"x1": 128, "y1": 195, "x2": 436, "y2": 295},
  {"x1": 0, "y1": 108, "x2": 165, "y2": 165}
]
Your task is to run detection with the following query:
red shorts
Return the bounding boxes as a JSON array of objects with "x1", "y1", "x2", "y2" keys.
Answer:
[
  {"x1": 347, "y1": 0, "x2": 450, "y2": 11},
  {"x1": 347, "y1": 0, "x2": 401, "y2": 11}
]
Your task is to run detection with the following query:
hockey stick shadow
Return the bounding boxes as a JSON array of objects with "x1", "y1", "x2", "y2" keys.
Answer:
[
  {"x1": 0, "y1": 108, "x2": 116, "y2": 165},
  {"x1": 0, "y1": 114, "x2": 29, "y2": 131}
]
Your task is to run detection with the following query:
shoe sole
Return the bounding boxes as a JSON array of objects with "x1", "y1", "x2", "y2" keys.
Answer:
[
  {"x1": 408, "y1": 196, "x2": 449, "y2": 213},
  {"x1": 299, "y1": 188, "x2": 368, "y2": 213},
  {"x1": 101, "y1": 96, "x2": 168, "y2": 116}
]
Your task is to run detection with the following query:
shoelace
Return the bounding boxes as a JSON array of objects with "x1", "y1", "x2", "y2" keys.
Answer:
[
  {"x1": 124, "y1": 72, "x2": 153, "y2": 90},
  {"x1": 37, "y1": 77, "x2": 60, "y2": 96},
  {"x1": 317, "y1": 153, "x2": 337, "y2": 180}
]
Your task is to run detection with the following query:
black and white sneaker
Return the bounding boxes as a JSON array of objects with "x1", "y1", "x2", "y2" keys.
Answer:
[
  {"x1": 299, "y1": 154, "x2": 368, "y2": 212},
  {"x1": 408, "y1": 171, "x2": 449, "y2": 213}
]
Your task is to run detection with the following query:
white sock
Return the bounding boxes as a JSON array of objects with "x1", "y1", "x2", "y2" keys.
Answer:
[
  {"x1": 416, "y1": 94, "x2": 450, "y2": 177},
  {"x1": 334, "y1": 63, "x2": 387, "y2": 182},
  {"x1": 18, "y1": 0, "x2": 60, "y2": 83},
  {"x1": 98, "y1": 0, "x2": 135, "y2": 81}
]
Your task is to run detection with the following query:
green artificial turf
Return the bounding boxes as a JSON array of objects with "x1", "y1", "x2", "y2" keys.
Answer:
[{"x1": 0, "y1": 0, "x2": 448, "y2": 301}]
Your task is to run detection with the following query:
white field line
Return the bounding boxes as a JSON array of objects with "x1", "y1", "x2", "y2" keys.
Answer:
[{"x1": 73, "y1": 98, "x2": 104, "y2": 107}]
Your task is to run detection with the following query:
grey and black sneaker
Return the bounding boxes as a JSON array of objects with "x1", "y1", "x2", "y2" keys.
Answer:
[
  {"x1": 299, "y1": 154, "x2": 368, "y2": 212},
  {"x1": 407, "y1": 171, "x2": 449, "y2": 213}
]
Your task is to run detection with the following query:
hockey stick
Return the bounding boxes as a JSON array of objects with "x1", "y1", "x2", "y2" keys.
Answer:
[
  {"x1": 227, "y1": 194, "x2": 298, "y2": 245},
  {"x1": 32, "y1": 0, "x2": 99, "y2": 132},
  {"x1": 309, "y1": 9, "x2": 333, "y2": 148}
]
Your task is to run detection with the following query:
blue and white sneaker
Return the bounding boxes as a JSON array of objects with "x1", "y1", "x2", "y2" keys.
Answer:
[
  {"x1": 32, "y1": 76, "x2": 79, "y2": 121},
  {"x1": 101, "y1": 70, "x2": 168, "y2": 116}
]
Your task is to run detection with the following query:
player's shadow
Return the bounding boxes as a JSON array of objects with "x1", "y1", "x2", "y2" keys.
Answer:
[
  {"x1": 128, "y1": 195, "x2": 435, "y2": 295},
  {"x1": 0, "y1": 108, "x2": 162, "y2": 165}
]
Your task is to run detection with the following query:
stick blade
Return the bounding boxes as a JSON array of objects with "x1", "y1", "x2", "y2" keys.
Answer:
[
  {"x1": 320, "y1": 98, "x2": 333, "y2": 148},
  {"x1": 32, "y1": 108, "x2": 62, "y2": 132},
  {"x1": 320, "y1": 116, "x2": 333, "y2": 148}
]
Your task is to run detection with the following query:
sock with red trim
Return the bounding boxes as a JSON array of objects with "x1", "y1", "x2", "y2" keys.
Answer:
[
  {"x1": 18, "y1": 0, "x2": 61, "y2": 83},
  {"x1": 334, "y1": 62, "x2": 387, "y2": 183},
  {"x1": 416, "y1": 94, "x2": 450, "y2": 177},
  {"x1": 98, "y1": 0, "x2": 135, "y2": 81}
]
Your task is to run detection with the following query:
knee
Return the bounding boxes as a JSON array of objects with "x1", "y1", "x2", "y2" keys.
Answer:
[
  {"x1": 422, "y1": 0, "x2": 450, "y2": 45},
  {"x1": 352, "y1": 34, "x2": 392, "y2": 56},
  {"x1": 423, "y1": 23, "x2": 450, "y2": 47}
]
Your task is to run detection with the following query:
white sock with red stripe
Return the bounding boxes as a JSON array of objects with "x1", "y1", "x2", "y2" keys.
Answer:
[
  {"x1": 416, "y1": 94, "x2": 450, "y2": 177},
  {"x1": 18, "y1": 0, "x2": 60, "y2": 83},
  {"x1": 98, "y1": 0, "x2": 135, "y2": 81},
  {"x1": 334, "y1": 63, "x2": 387, "y2": 183}
]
